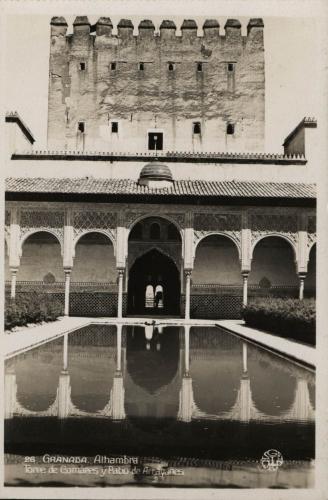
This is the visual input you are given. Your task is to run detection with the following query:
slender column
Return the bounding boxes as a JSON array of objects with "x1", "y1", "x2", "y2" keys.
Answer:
[
  {"x1": 184, "y1": 325, "x2": 190, "y2": 374},
  {"x1": 9, "y1": 208, "x2": 21, "y2": 290},
  {"x1": 57, "y1": 372, "x2": 71, "y2": 419},
  {"x1": 298, "y1": 273, "x2": 306, "y2": 300},
  {"x1": 242, "y1": 342, "x2": 248, "y2": 373},
  {"x1": 116, "y1": 324, "x2": 122, "y2": 372},
  {"x1": 242, "y1": 271, "x2": 249, "y2": 307},
  {"x1": 111, "y1": 374, "x2": 126, "y2": 420},
  {"x1": 117, "y1": 268, "x2": 124, "y2": 318},
  {"x1": 63, "y1": 333, "x2": 68, "y2": 371},
  {"x1": 64, "y1": 268, "x2": 71, "y2": 316},
  {"x1": 297, "y1": 213, "x2": 308, "y2": 279},
  {"x1": 177, "y1": 376, "x2": 194, "y2": 423},
  {"x1": 184, "y1": 269, "x2": 192, "y2": 320},
  {"x1": 10, "y1": 268, "x2": 18, "y2": 299},
  {"x1": 57, "y1": 332, "x2": 71, "y2": 419}
]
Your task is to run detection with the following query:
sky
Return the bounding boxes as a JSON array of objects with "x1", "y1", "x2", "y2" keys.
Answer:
[{"x1": 3, "y1": 12, "x2": 321, "y2": 152}]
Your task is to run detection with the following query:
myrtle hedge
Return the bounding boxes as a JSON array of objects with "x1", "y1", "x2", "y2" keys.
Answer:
[
  {"x1": 242, "y1": 298, "x2": 315, "y2": 346},
  {"x1": 5, "y1": 292, "x2": 63, "y2": 331}
]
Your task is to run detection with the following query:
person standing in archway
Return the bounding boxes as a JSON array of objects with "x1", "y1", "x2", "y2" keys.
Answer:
[{"x1": 155, "y1": 285, "x2": 164, "y2": 310}]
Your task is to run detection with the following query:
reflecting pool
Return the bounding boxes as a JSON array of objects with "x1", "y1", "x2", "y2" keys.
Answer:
[{"x1": 4, "y1": 324, "x2": 315, "y2": 488}]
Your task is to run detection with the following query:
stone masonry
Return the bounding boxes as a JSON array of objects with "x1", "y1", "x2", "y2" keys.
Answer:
[{"x1": 48, "y1": 17, "x2": 265, "y2": 153}]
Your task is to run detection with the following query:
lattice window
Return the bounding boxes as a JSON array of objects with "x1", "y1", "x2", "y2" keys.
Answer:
[
  {"x1": 250, "y1": 214, "x2": 298, "y2": 245},
  {"x1": 20, "y1": 210, "x2": 65, "y2": 241},
  {"x1": 193, "y1": 213, "x2": 241, "y2": 248},
  {"x1": 73, "y1": 211, "x2": 117, "y2": 240},
  {"x1": 194, "y1": 213, "x2": 241, "y2": 232}
]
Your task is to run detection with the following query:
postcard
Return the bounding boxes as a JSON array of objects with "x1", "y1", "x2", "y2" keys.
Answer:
[{"x1": 1, "y1": 0, "x2": 328, "y2": 499}]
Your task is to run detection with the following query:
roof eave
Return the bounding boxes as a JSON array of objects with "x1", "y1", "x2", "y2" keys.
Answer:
[{"x1": 5, "y1": 190, "x2": 316, "y2": 207}]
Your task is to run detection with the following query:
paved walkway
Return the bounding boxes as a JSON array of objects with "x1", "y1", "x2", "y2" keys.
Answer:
[
  {"x1": 217, "y1": 320, "x2": 316, "y2": 368},
  {"x1": 4, "y1": 316, "x2": 217, "y2": 358}
]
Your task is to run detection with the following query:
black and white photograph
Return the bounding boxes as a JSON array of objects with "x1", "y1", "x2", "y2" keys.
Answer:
[{"x1": 1, "y1": 0, "x2": 327, "y2": 498}]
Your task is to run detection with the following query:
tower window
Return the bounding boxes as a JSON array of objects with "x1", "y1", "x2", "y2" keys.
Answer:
[
  {"x1": 110, "y1": 62, "x2": 116, "y2": 70},
  {"x1": 79, "y1": 62, "x2": 86, "y2": 71},
  {"x1": 148, "y1": 132, "x2": 163, "y2": 151},
  {"x1": 111, "y1": 122, "x2": 118, "y2": 133},
  {"x1": 227, "y1": 62, "x2": 235, "y2": 72},
  {"x1": 78, "y1": 122, "x2": 85, "y2": 133},
  {"x1": 197, "y1": 62, "x2": 203, "y2": 72},
  {"x1": 193, "y1": 122, "x2": 201, "y2": 135},
  {"x1": 139, "y1": 62, "x2": 144, "y2": 71},
  {"x1": 168, "y1": 63, "x2": 175, "y2": 72},
  {"x1": 227, "y1": 123, "x2": 235, "y2": 135}
]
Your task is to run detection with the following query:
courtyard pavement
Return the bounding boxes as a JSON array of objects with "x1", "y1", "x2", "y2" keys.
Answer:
[
  {"x1": 218, "y1": 320, "x2": 316, "y2": 368},
  {"x1": 3, "y1": 316, "x2": 316, "y2": 368}
]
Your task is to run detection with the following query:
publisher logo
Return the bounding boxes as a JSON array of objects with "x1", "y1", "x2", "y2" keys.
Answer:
[{"x1": 260, "y1": 449, "x2": 284, "y2": 471}]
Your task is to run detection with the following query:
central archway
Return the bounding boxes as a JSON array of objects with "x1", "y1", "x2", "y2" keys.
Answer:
[{"x1": 127, "y1": 249, "x2": 180, "y2": 316}]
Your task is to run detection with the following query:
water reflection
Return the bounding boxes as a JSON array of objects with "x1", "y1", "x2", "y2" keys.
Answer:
[{"x1": 5, "y1": 324, "x2": 315, "y2": 425}]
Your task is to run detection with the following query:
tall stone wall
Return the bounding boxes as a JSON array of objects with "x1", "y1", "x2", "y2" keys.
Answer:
[{"x1": 48, "y1": 17, "x2": 265, "y2": 153}]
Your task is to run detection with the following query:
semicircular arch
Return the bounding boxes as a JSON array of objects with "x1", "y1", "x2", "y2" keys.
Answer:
[
  {"x1": 73, "y1": 229, "x2": 115, "y2": 255},
  {"x1": 251, "y1": 233, "x2": 297, "y2": 261},
  {"x1": 20, "y1": 230, "x2": 63, "y2": 256},
  {"x1": 194, "y1": 232, "x2": 241, "y2": 259},
  {"x1": 127, "y1": 213, "x2": 183, "y2": 240}
]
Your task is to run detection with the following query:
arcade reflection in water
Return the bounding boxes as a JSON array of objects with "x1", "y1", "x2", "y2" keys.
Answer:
[{"x1": 4, "y1": 324, "x2": 315, "y2": 486}]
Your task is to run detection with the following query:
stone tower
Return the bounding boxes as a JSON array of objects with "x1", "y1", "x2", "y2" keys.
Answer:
[{"x1": 47, "y1": 16, "x2": 265, "y2": 152}]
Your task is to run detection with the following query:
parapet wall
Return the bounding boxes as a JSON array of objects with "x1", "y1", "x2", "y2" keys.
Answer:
[
  {"x1": 50, "y1": 16, "x2": 264, "y2": 38},
  {"x1": 48, "y1": 16, "x2": 265, "y2": 153}
]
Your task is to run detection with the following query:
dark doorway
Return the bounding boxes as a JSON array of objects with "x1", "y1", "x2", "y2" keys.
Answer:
[{"x1": 128, "y1": 249, "x2": 180, "y2": 316}]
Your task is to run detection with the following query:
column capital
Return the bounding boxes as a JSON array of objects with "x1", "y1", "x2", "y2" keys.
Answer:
[
  {"x1": 184, "y1": 268, "x2": 192, "y2": 275},
  {"x1": 241, "y1": 270, "x2": 250, "y2": 278},
  {"x1": 117, "y1": 267, "x2": 125, "y2": 275},
  {"x1": 64, "y1": 266, "x2": 72, "y2": 274}
]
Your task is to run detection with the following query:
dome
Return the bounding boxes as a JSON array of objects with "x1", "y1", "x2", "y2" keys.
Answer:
[{"x1": 139, "y1": 163, "x2": 173, "y2": 183}]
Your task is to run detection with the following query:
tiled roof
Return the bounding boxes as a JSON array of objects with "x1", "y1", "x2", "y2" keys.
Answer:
[{"x1": 5, "y1": 177, "x2": 316, "y2": 199}]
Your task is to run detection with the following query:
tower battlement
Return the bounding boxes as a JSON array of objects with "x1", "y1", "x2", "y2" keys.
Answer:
[
  {"x1": 50, "y1": 16, "x2": 264, "y2": 41},
  {"x1": 48, "y1": 16, "x2": 265, "y2": 153}
]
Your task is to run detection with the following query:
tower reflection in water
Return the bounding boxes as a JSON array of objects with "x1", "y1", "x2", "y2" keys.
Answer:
[{"x1": 5, "y1": 323, "x2": 315, "y2": 462}]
